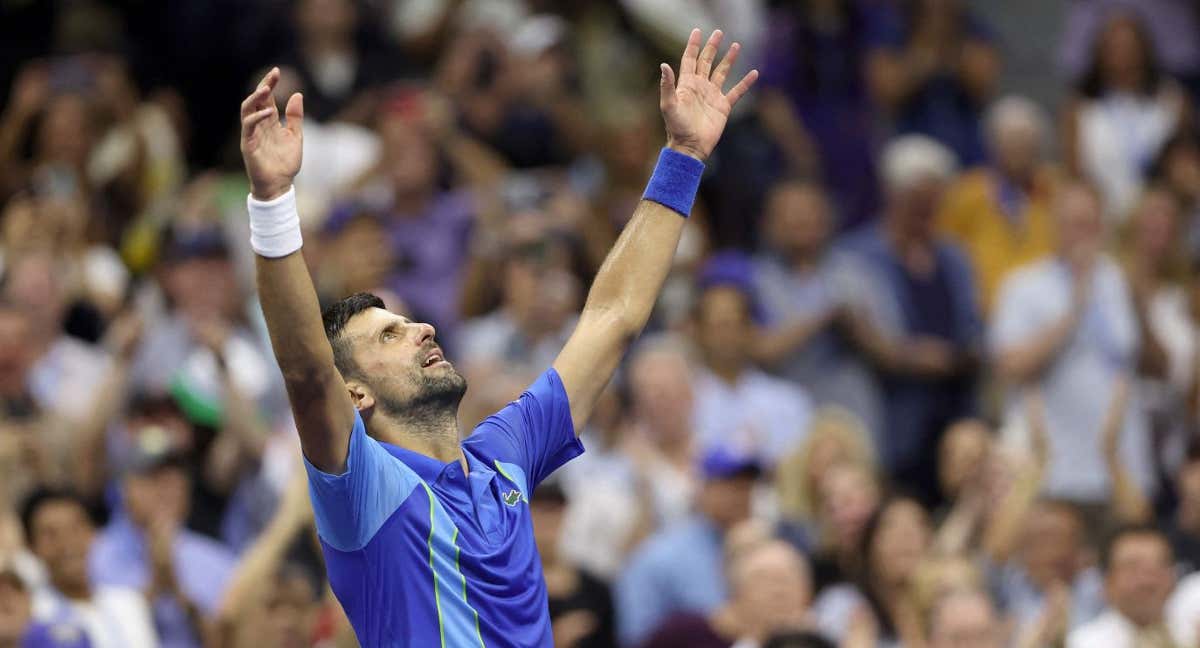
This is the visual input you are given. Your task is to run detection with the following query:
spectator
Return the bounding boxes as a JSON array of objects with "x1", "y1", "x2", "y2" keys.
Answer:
[
  {"x1": 530, "y1": 482, "x2": 615, "y2": 648},
  {"x1": 88, "y1": 444, "x2": 236, "y2": 648},
  {"x1": 690, "y1": 257, "x2": 814, "y2": 466},
  {"x1": 560, "y1": 338, "x2": 695, "y2": 579},
  {"x1": 331, "y1": 89, "x2": 491, "y2": 347},
  {"x1": 757, "y1": 0, "x2": 880, "y2": 227},
  {"x1": 1063, "y1": 11, "x2": 1192, "y2": 220},
  {"x1": 1169, "y1": 449, "x2": 1200, "y2": 572},
  {"x1": 809, "y1": 462, "x2": 882, "y2": 593},
  {"x1": 775, "y1": 407, "x2": 876, "y2": 543},
  {"x1": 0, "y1": 566, "x2": 37, "y2": 648},
  {"x1": 280, "y1": 0, "x2": 399, "y2": 123},
  {"x1": 938, "y1": 96, "x2": 1057, "y2": 312},
  {"x1": 615, "y1": 449, "x2": 759, "y2": 647},
  {"x1": 213, "y1": 470, "x2": 332, "y2": 648},
  {"x1": 1151, "y1": 129, "x2": 1200, "y2": 264},
  {"x1": 21, "y1": 488, "x2": 156, "y2": 648},
  {"x1": 839, "y1": 135, "x2": 981, "y2": 507},
  {"x1": 752, "y1": 181, "x2": 883, "y2": 441},
  {"x1": 866, "y1": 0, "x2": 1001, "y2": 165},
  {"x1": 994, "y1": 500, "x2": 1105, "y2": 644},
  {"x1": 992, "y1": 181, "x2": 1153, "y2": 505},
  {"x1": 458, "y1": 212, "x2": 581, "y2": 376},
  {"x1": 131, "y1": 229, "x2": 278, "y2": 417},
  {"x1": 638, "y1": 538, "x2": 816, "y2": 648},
  {"x1": 1067, "y1": 524, "x2": 1182, "y2": 647},
  {"x1": 1121, "y1": 186, "x2": 1194, "y2": 429},
  {"x1": 852, "y1": 494, "x2": 934, "y2": 647},
  {"x1": 926, "y1": 587, "x2": 1004, "y2": 648}
]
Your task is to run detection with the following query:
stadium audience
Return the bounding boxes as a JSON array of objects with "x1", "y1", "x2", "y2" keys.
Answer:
[{"x1": 4, "y1": 3, "x2": 1200, "y2": 646}]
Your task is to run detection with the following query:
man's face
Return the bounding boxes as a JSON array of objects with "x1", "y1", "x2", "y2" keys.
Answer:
[
  {"x1": 764, "y1": 184, "x2": 830, "y2": 260},
  {"x1": 929, "y1": 592, "x2": 1003, "y2": 648},
  {"x1": 261, "y1": 571, "x2": 318, "y2": 648},
  {"x1": 992, "y1": 120, "x2": 1040, "y2": 179},
  {"x1": 1021, "y1": 504, "x2": 1083, "y2": 587},
  {"x1": 1055, "y1": 186, "x2": 1104, "y2": 254},
  {"x1": 628, "y1": 350, "x2": 694, "y2": 442},
  {"x1": 164, "y1": 256, "x2": 237, "y2": 321},
  {"x1": 891, "y1": 177, "x2": 945, "y2": 240},
  {"x1": 342, "y1": 308, "x2": 466, "y2": 421},
  {"x1": 378, "y1": 116, "x2": 437, "y2": 196},
  {"x1": 0, "y1": 576, "x2": 30, "y2": 643},
  {"x1": 698, "y1": 475, "x2": 755, "y2": 530},
  {"x1": 1106, "y1": 534, "x2": 1175, "y2": 626},
  {"x1": 695, "y1": 286, "x2": 752, "y2": 370},
  {"x1": 730, "y1": 542, "x2": 811, "y2": 636},
  {"x1": 124, "y1": 464, "x2": 190, "y2": 530},
  {"x1": 30, "y1": 500, "x2": 93, "y2": 594}
]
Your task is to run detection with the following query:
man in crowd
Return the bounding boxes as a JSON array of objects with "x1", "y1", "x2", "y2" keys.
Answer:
[
  {"x1": 691, "y1": 258, "x2": 813, "y2": 466},
  {"x1": 839, "y1": 135, "x2": 981, "y2": 507},
  {"x1": 616, "y1": 449, "x2": 759, "y2": 646},
  {"x1": 22, "y1": 489, "x2": 157, "y2": 647},
  {"x1": 1068, "y1": 524, "x2": 1182, "y2": 647},
  {"x1": 938, "y1": 95, "x2": 1057, "y2": 313},
  {"x1": 927, "y1": 588, "x2": 1005, "y2": 648},
  {"x1": 89, "y1": 443, "x2": 236, "y2": 648},
  {"x1": 752, "y1": 180, "x2": 882, "y2": 442},
  {"x1": 991, "y1": 181, "x2": 1152, "y2": 506}
]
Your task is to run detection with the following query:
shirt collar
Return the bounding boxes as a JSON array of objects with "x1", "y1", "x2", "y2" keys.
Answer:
[{"x1": 379, "y1": 442, "x2": 449, "y2": 482}]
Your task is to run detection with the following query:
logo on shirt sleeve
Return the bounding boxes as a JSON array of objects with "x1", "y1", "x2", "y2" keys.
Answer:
[{"x1": 502, "y1": 489, "x2": 523, "y2": 506}]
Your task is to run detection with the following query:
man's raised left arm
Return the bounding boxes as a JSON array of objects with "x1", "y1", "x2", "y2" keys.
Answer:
[{"x1": 552, "y1": 28, "x2": 757, "y2": 431}]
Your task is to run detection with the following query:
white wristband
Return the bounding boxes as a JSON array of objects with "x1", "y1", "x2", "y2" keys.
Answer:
[{"x1": 247, "y1": 186, "x2": 303, "y2": 258}]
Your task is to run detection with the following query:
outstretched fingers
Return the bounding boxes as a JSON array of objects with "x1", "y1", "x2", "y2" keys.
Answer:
[
  {"x1": 724, "y1": 69, "x2": 759, "y2": 107},
  {"x1": 710, "y1": 41, "x2": 740, "y2": 88},
  {"x1": 679, "y1": 28, "x2": 702, "y2": 76},
  {"x1": 695, "y1": 30, "x2": 723, "y2": 79}
]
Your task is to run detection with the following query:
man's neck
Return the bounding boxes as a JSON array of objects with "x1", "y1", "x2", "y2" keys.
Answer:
[{"x1": 369, "y1": 411, "x2": 464, "y2": 468}]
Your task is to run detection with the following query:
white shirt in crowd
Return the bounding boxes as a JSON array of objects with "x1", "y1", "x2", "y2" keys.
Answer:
[
  {"x1": 1067, "y1": 609, "x2": 1183, "y2": 648},
  {"x1": 691, "y1": 367, "x2": 813, "y2": 466},
  {"x1": 32, "y1": 585, "x2": 158, "y2": 648},
  {"x1": 991, "y1": 256, "x2": 1154, "y2": 503}
]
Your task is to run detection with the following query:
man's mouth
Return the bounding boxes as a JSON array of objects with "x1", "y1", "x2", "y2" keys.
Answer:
[{"x1": 422, "y1": 349, "x2": 447, "y2": 368}]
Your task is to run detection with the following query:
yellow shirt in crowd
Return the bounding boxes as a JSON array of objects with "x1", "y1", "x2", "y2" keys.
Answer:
[{"x1": 937, "y1": 167, "x2": 1058, "y2": 313}]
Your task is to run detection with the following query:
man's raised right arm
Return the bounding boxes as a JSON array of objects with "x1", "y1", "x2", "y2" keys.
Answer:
[{"x1": 241, "y1": 68, "x2": 354, "y2": 473}]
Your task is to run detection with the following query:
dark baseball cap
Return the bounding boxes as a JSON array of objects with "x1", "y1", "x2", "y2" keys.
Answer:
[
  {"x1": 699, "y1": 446, "x2": 762, "y2": 481},
  {"x1": 163, "y1": 227, "x2": 230, "y2": 263}
]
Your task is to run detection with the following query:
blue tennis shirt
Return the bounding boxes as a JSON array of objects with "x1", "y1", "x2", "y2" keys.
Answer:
[{"x1": 304, "y1": 369, "x2": 584, "y2": 647}]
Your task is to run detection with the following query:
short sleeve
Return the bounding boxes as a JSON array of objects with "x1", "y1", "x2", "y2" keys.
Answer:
[
  {"x1": 462, "y1": 369, "x2": 583, "y2": 490},
  {"x1": 303, "y1": 410, "x2": 422, "y2": 552}
]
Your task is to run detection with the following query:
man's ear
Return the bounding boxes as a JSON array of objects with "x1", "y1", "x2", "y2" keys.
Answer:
[{"x1": 346, "y1": 381, "x2": 375, "y2": 412}]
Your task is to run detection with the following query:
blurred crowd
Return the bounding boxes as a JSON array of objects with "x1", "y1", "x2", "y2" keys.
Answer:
[{"x1": 7, "y1": 0, "x2": 1200, "y2": 647}]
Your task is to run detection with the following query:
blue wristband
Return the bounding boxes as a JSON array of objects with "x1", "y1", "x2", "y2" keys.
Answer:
[{"x1": 642, "y1": 147, "x2": 705, "y2": 217}]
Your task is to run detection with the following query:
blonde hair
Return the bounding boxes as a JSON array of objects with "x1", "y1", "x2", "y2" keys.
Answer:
[{"x1": 776, "y1": 406, "x2": 877, "y2": 522}]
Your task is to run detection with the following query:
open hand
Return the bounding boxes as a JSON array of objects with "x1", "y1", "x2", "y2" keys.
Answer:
[
  {"x1": 240, "y1": 67, "x2": 303, "y2": 200},
  {"x1": 659, "y1": 29, "x2": 758, "y2": 161}
]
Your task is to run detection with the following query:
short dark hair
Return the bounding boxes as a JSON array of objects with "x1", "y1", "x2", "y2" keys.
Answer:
[
  {"x1": 322, "y1": 292, "x2": 385, "y2": 377},
  {"x1": 1100, "y1": 522, "x2": 1172, "y2": 572},
  {"x1": 19, "y1": 487, "x2": 94, "y2": 546}
]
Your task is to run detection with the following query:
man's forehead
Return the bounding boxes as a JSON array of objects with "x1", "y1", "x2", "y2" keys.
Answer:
[{"x1": 345, "y1": 307, "x2": 410, "y2": 336}]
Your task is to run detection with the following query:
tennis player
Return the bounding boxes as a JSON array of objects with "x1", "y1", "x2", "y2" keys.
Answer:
[{"x1": 238, "y1": 28, "x2": 756, "y2": 647}]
